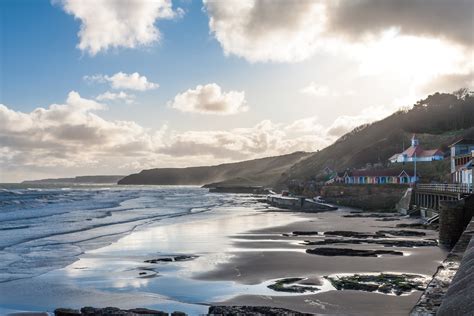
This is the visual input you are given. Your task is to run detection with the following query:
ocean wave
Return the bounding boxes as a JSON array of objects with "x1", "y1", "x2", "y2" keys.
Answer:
[{"x1": 0, "y1": 186, "x2": 225, "y2": 283}]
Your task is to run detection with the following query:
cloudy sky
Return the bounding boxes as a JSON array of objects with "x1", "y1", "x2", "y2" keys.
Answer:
[{"x1": 1, "y1": 0, "x2": 473, "y2": 182}]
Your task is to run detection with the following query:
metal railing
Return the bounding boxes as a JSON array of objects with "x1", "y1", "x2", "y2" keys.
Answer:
[{"x1": 416, "y1": 183, "x2": 472, "y2": 194}]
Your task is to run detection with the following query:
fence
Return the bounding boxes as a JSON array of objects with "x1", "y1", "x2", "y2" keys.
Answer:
[{"x1": 416, "y1": 183, "x2": 472, "y2": 194}]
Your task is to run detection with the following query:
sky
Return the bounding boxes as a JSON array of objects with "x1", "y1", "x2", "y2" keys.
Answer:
[{"x1": 0, "y1": 0, "x2": 473, "y2": 182}]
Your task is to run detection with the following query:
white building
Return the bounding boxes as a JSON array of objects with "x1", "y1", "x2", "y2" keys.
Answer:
[
  {"x1": 389, "y1": 135, "x2": 444, "y2": 163},
  {"x1": 450, "y1": 139, "x2": 474, "y2": 187}
]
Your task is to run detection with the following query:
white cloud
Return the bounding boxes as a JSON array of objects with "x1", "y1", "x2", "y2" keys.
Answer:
[
  {"x1": 203, "y1": 0, "x2": 327, "y2": 63},
  {"x1": 168, "y1": 83, "x2": 248, "y2": 115},
  {"x1": 203, "y1": 0, "x2": 472, "y2": 99},
  {"x1": 85, "y1": 72, "x2": 159, "y2": 91},
  {"x1": 56, "y1": 0, "x2": 179, "y2": 55},
  {"x1": 0, "y1": 91, "x2": 155, "y2": 172},
  {"x1": 0, "y1": 91, "x2": 411, "y2": 183},
  {"x1": 300, "y1": 83, "x2": 330, "y2": 96},
  {"x1": 96, "y1": 91, "x2": 135, "y2": 104}
]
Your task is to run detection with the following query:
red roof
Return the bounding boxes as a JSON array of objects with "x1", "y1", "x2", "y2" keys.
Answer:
[
  {"x1": 347, "y1": 169, "x2": 415, "y2": 177},
  {"x1": 400, "y1": 146, "x2": 443, "y2": 158}
]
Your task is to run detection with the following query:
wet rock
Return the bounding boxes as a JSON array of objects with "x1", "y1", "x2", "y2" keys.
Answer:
[
  {"x1": 302, "y1": 238, "x2": 437, "y2": 248},
  {"x1": 174, "y1": 255, "x2": 198, "y2": 261},
  {"x1": 81, "y1": 307, "x2": 128, "y2": 315},
  {"x1": 208, "y1": 306, "x2": 311, "y2": 315},
  {"x1": 396, "y1": 223, "x2": 437, "y2": 230},
  {"x1": 375, "y1": 217, "x2": 401, "y2": 221},
  {"x1": 343, "y1": 213, "x2": 399, "y2": 219},
  {"x1": 144, "y1": 258, "x2": 172, "y2": 263},
  {"x1": 326, "y1": 273, "x2": 428, "y2": 296},
  {"x1": 291, "y1": 231, "x2": 320, "y2": 236},
  {"x1": 324, "y1": 231, "x2": 386, "y2": 238},
  {"x1": 55, "y1": 309, "x2": 81, "y2": 316},
  {"x1": 306, "y1": 247, "x2": 403, "y2": 257},
  {"x1": 379, "y1": 230, "x2": 426, "y2": 237},
  {"x1": 128, "y1": 308, "x2": 169, "y2": 315},
  {"x1": 144, "y1": 255, "x2": 198, "y2": 264},
  {"x1": 55, "y1": 306, "x2": 181, "y2": 316},
  {"x1": 267, "y1": 277, "x2": 318, "y2": 293}
]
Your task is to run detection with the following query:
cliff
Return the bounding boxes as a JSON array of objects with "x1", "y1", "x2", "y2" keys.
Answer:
[
  {"x1": 22, "y1": 175, "x2": 125, "y2": 184},
  {"x1": 118, "y1": 152, "x2": 311, "y2": 186}
]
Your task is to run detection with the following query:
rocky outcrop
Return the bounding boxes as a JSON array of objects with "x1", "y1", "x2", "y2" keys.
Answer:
[
  {"x1": 302, "y1": 238, "x2": 437, "y2": 248},
  {"x1": 208, "y1": 306, "x2": 311, "y2": 316},
  {"x1": 326, "y1": 273, "x2": 428, "y2": 296},
  {"x1": 306, "y1": 247, "x2": 404, "y2": 257},
  {"x1": 54, "y1": 307, "x2": 180, "y2": 316}
]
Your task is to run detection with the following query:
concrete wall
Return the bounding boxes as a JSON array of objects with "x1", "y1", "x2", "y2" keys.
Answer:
[
  {"x1": 320, "y1": 184, "x2": 408, "y2": 211},
  {"x1": 437, "y1": 219, "x2": 474, "y2": 316},
  {"x1": 396, "y1": 188, "x2": 413, "y2": 214},
  {"x1": 439, "y1": 196, "x2": 474, "y2": 249}
]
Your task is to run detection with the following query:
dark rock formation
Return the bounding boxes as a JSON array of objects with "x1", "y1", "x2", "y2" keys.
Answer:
[
  {"x1": 267, "y1": 277, "x2": 318, "y2": 293},
  {"x1": 55, "y1": 307, "x2": 174, "y2": 316},
  {"x1": 396, "y1": 223, "x2": 432, "y2": 229},
  {"x1": 343, "y1": 213, "x2": 399, "y2": 218},
  {"x1": 144, "y1": 255, "x2": 198, "y2": 264},
  {"x1": 306, "y1": 247, "x2": 403, "y2": 257},
  {"x1": 208, "y1": 306, "x2": 311, "y2": 316},
  {"x1": 302, "y1": 238, "x2": 437, "y2": 248},
  {"x1": 323, "y1": 231, "x2": 386, "y2": 238},
  {"x1": 379, "y1": 230, "x2": 426, "y2": 237},
  {"x1": 326, "y1": 273, "x2": 427, "y2": 296}
]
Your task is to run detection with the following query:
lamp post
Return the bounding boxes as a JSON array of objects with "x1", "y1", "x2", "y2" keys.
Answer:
[{"x1": 414, "y1": 152, "x2": 417, "y2": 186}]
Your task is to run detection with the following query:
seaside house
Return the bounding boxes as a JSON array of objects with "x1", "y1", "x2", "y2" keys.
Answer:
[
  {"x1": 342, "y1": 169, "x2": 418, "y2": 185},
  {"x1": 325, "y1": 172, "x2": 346, "y2": 184},
  {"x1": 450, "y1": 139, "x2": 474, "y2": 187},
  {"x1": 389, "y1": 135, "x2": 444, "y2": 163}
]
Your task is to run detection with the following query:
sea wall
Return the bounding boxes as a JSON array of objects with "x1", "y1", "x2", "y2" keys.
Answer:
[
  {"x1": 439, "y1": 195, "x2": 474, "y2": 248},
  {"x1": 411, "y1": 195, "x2": 474, "y2": 315},
  {"x1": 320, "y1": 184, "x2": 408, "y2": 211},
  {"x1": 437, "y1": 228, "x2": 474, "y2": 315}
]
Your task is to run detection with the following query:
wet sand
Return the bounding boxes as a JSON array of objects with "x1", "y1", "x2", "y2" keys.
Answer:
[{"x1": 199, "y1": 210, "x2": 447, "y2": 315}]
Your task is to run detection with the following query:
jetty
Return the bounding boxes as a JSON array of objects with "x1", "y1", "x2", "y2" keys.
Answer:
[{"x1": 266, "y1": 194, "x2": 338, "y2": 212}]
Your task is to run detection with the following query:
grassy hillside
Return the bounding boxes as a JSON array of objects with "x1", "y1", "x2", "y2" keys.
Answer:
[
  {"x1": 118, "y1": 151, "x2": 311, "y2": 186},
  {"x1": 275, "y1": 91, "x2": 474, "y2": 187}
]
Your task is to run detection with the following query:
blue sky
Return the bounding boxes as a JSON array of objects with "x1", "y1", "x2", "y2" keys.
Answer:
[{"x1": 0, "y1": 0, "x2": 472, "y2": 182}]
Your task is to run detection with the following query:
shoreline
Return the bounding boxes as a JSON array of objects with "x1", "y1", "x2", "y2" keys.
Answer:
[{"x1": 1, "y1": 193, "x2": 447, "y2": 315}]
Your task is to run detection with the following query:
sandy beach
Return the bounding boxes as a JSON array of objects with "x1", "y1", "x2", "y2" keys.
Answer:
[{"x1": 201, "y1": 210, "x2": 446, "y2": 315}]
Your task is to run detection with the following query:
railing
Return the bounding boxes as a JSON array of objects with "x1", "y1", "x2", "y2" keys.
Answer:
[{"x1": 416, "y1": 183, "x2": 472, "y2": 194}]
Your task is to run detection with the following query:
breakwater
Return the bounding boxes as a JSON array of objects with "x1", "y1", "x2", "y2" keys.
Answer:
[{"x1": 266, "y1": 195, "x2": 337, "y2": 211}]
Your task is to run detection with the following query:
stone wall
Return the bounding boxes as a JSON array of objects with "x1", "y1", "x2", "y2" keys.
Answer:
[
  {"x1": 320, "y1": 184, "x2": 408, "y2": 211},
  {"x1": 411, "y1": 194, "x2": 474, "y2": 315},
  {"x1": 439, "y1": 195, "x2": 474, "y2": 249},
  {"x1": 437, "y1": 226, "x2": 474, "y2": 316}
]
